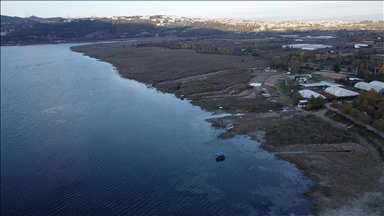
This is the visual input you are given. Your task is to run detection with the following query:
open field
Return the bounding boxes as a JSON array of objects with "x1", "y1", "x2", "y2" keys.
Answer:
[
  {"x1": 71, "y1": 41, "x2": 270, "y2": 84},
  {"x1": 314, "y1": 71, "x2": 349, "y2": 79}
]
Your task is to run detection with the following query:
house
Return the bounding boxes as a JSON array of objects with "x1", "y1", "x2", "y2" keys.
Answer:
[
  {"x1": 298, "y1": 99, "x2": 309, "y2": 107},
  {"x1": 295, "y1": 76, "x2": 307, "y2": 83}
]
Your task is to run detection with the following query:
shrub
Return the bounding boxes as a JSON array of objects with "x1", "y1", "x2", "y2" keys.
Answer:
[
  {"x1": 372, "y1": 118, "x2": 384, "y2": 132},
  {"x1": 265, "y1": 114, "x2": 353, "y2": 145}
]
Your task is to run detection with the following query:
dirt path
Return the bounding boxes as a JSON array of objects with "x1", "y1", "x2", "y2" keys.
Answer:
[{"x1": 155, "y1": 69, "x2": 228, "y2": 85}]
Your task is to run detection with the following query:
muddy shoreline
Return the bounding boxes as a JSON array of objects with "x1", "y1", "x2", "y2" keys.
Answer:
[{"x1": 70, "y1": 39, "x2": 384, "y2": 215}]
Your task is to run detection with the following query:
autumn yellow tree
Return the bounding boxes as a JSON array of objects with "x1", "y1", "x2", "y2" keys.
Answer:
[
  {"x1": 322, "y1": 52, "x2": 330, "y2": 61},
  {"x1": 299, "y1": 51, "x2": 305, "y2": 61},
  {"x1": 379, "y1": 65, "x2": 384, "y2": 74}
]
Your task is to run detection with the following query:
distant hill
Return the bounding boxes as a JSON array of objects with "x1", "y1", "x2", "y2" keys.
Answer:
[
  {"x1": 1, "y1": 14, "x2": 382, "y2": 46},
  {"x1": 0, "y1": 15, "x2": 65, "y2": 23},
  {"x1": 26, "y1": 16, "x2": 65, "y2": 22},
  {"x1": 0, "y1": 15, "x2": 30, "y2": 23}
]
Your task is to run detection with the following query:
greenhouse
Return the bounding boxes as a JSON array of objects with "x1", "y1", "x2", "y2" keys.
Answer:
[
  {"x1": 325, "y1": 86, "x2": 359, "y2": 98},
  {"x1": 298, "y1": 90, "x2": 326, "y2": 99}
]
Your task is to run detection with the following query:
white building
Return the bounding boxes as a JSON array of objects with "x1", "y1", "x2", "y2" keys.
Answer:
[
  {"x1": 282, "y1": 44, "x2": 332, "y2": 50},
  {"x1": 325, "y1": 86, "x2": 359, "y2": 98},
  {"x1": 354, "y1": 44, "x2": 369, "y2": 49},
  {"x1": 298, "y1": 90, "x2": 326, "y2": 99}
]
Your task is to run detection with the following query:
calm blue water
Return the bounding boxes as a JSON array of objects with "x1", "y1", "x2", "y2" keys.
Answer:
[{"x1": 1, "y1": 43, "x2": 312, "y2": 215}]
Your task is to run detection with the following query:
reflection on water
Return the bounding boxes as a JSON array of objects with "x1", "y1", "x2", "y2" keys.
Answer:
[{"x1": 1, "y1": 43, "x2": 312, "y2": 215}]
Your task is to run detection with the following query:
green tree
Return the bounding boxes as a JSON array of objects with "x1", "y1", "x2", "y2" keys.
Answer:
[
  {"x1": 275, "y1": 60, "x2": 287, "y2": 70},
  {"x1": 375, "y1": 108, "x2": 384, "y2": 119},
  {"x1": 308, "y1": 96, "x2": 325, "y2": 110},
  {"x1": 349, "y1": 108, "x2": 360, "y2": 118},
  {"x1": 339, "y1": 101, "x2": 353, "y2": 114},
  {"x1": 357, "y1": 91, "x2": 367, "y2": 102},
  {"x1": 357, "y1": 111, "x2": 370, "y2": 124},
  {"x1": 333, "y1": 63, "x2": 341, "y2": 73},
  {"x1": 292, "y1": 92, "x2": 304, "y2": 105},
  {"x1": 372, "y1": 118, "x2": 384, "y2": 132},
  {"x1": 366, "y1": 89, "x2": 380, "y2": 106},
  {"x1": 378, "y1": 101, "x2": 384, "y2": 109}
]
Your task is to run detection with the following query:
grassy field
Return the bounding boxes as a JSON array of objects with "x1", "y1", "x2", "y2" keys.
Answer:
[
  {"x1": 156, "y1": 69, "x2": 253, "y2": 96},
  {"x1": 70, "y1": 42, "x2": 270, "y2": 84},
  {"x1": 264, "y1": 114, "x2": 354, "y2": 145},
  {"x1": 191, "y1": 97, "x2": 283, "y2": 113}
]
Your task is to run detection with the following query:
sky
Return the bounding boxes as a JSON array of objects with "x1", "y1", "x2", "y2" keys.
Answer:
[{"x1": 1, "y1": 1, "x2": 383, "y2": 20}]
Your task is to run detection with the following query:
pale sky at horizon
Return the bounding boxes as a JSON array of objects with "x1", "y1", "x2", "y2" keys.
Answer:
[{"x1": 1, "y1": 1, "x2": 383, "y2": 20}]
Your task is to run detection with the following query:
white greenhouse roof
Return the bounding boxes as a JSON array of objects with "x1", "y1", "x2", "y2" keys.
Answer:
[
  {"x1": 369, "y1": 81, "x2": 384, "y2": 88},
  {"x1": 354, "y1": 82, "x2": 371, "y2": 91},
  {"x1": 354, "y1": 81, "x2": 384, "y2": 93},
  {"x1": 325, "y1": 86, "x2": 359, "y2": 97},
  {"x1": 282, "y1": 44, "x2": 332, "y2": 50},
  {"x1": 300, "y1": 81, "x2": 343, "y2": 88},
  {"x1": 298, "y1": 90, "x2": 326, "y2": 99}
]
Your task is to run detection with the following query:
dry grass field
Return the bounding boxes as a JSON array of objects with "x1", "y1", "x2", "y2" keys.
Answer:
[
  {"x1": 71, "y1": 42, "x2": 270, "y2": 84},
  {"x1": 314, "y1": 71, "x2": 349, "y2": 79}
]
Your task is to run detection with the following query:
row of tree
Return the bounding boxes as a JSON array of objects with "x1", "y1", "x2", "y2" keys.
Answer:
[
  {"x1": 270, "y1": 49, "x2": 384, "y2": 80},
  {"x1": 335, "y1": 89, "x2": 384, "y2": 132}
]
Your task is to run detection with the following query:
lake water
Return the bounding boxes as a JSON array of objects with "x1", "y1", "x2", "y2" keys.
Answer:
[{"x1": 1, "y1": 43, "x2": 312, "y2": 215}]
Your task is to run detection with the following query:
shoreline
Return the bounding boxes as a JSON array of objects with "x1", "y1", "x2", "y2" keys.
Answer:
[{"x1": 69, "y1": 40, "x2": 384, "y2": 215}]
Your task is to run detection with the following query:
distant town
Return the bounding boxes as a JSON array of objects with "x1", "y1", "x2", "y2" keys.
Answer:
[{"x1": 1, "y1": 14, "x2": 383, "y2": 45}]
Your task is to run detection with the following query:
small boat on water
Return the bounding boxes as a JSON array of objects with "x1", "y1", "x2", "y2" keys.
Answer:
[
  {"x1": 225, "y1": 124, "x2": 234, "y2": 131},
  {"x1": 215, "y1": 152, "x2": 225, "y2": 161}
]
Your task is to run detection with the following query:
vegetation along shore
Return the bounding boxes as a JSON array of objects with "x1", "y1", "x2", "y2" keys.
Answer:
[{"x1": 70, "y1": 34, "x2": 384, "y2": 215}]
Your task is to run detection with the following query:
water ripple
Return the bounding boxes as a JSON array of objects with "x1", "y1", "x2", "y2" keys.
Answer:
[{"x1": 1, "y1": 44, "x2": 313, "y2": 216}]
